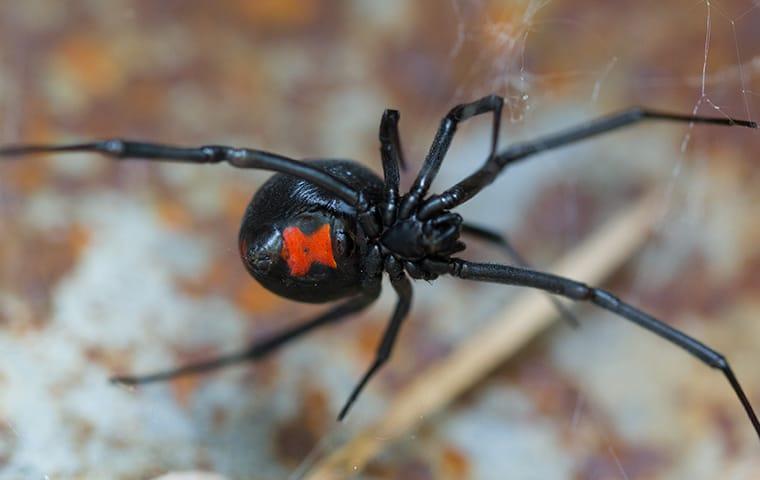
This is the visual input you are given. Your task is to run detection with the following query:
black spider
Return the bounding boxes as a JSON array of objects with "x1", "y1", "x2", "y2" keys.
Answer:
[{"x1": 2, "y1": 95, "x2": 759, "y2": 442}]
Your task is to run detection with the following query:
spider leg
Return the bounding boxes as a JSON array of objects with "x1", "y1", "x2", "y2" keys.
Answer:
[
  {"x1": 0, "y1": 140, "x2": 360, "y2": 206},
  {"x1": 461, "y1": 222, "x2": 579, "y2": 327},
  {"x1": 399, "y1": 94, "x2": 503, "y2": 218},
  {"x1": 110, "y1": 288, "x2": 380, "y2": 385},
  {"x1": 379, "y1": 109, "x2": 405, "y2": 225},
  {"x1": 429, "y1": 258, "x2": 760, "y2": 442},
  {"x1": 337, "y1": 272, "x2": 412, "y2": 421},
  {"x1": 418, "y1": 108, "x2": 757, "y2": 219},
  {"x1": 379, "y1": 109, "x2": 407, "y2": 173}
]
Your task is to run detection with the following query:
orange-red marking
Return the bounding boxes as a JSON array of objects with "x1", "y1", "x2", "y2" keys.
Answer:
[{"x1": 280, "y1": 224, "x2": 337, "y2": 276}]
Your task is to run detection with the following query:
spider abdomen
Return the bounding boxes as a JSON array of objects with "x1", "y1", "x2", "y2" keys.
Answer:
[{"x1": 238, "y1": 160, "x2": 384, "y2": 303}]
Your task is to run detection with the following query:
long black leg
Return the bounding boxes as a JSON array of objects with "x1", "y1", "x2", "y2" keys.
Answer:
[
  {"x1": 337, "y1": 273, "x2": 412, "y2": 421},
  {"x1": 461, "y1": 222, "x2": 579, "y2": 327},
  {"x1": 379, "y1": 109, "x2": 406, "y2": 226},
  {"x1": 110, "y1": 289, "x2": 380, "y2": 385},
  {"x1": 418, "y1": 108, "x2": 757, "y2": 219},
  {"x1": 399, "y1": 94, "x2": 503, "y2": 218},
  {"x1": 0, "y1": 140, "x2": 360, "y2": 205},
  {"x1": 432, "y1": 258, "x2": 760, "y2": 442}
]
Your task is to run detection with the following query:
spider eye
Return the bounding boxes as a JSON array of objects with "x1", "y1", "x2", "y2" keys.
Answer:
[{"x1": 335, "y1": 229, "x2": 355, "y2": 257}]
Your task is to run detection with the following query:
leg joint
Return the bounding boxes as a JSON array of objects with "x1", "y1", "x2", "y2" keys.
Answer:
[
  {"x1": 589, "y1": 288, "x2": 618, "y2": 306},
  {"x1": 708, "y1": 352, "x2": 728, "y2": 370},
  {"x1": 554, "y1": 281, "x2": 591, "y2": 300},
  {"x1": 200, "y1": 145, "x2": 228, "y2": 163},
  {"x1": 102, "y1": 139, "x2": 126, "y2": 156}
]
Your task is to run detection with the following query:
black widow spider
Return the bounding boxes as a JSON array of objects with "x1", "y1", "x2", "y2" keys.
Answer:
[{"x1": 2, "y1": 95, "x2": 759, "y2": 442}]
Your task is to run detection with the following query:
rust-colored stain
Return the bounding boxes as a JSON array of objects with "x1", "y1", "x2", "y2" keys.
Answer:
[
  {"x1": 7, "y1": 162, "x2": 49, "y2": 193},
  {"x1": 234, "y1": 0, "x2": 321, "y2": 28},
  {"x1": 709, "y1": 402, "x2": 741, "y2": 458},
  {"x1": 234, "y1": 279, "x2": 284, "y2": 314},
  {"x1": 274, "y1": 386, "x2": 328, "y2": 466},
  {"x1": 356, "y1": 322, "x2": 385, "y2": 362},
  {"x1": 736, "y1": 253, "x2": 760, "y2": 295},
  {"x1": 394, "y1": 459, "x2": 436, "y2": 480},
  {"x1": 636, "y1": 252, "x2": 735, "y2": 320},
  {"x1": 83, "y1": 345, "x2": 129, "y2": 373},
  {"x1": 171, "y1": 374, "x2": 203, "y2": 408},
  {"x1": 178, "y1": 261, "x2": 229, "y2": 299},
  {"x1": 166, "y1": 349, "x2": 224, "y2": 406},
  {"x1": 178, "y1": 250, "x2": 286, "y2": 314},
  {"x1": 482, "y1": 1, "x2": 524, "y2": 25},
  {"x1": 66, "y1": 223, "x2": 91, "y2": 258},
  {"x1": 125, "y1": 81, "x2": 166, "y2": 120},
  {"x1": 440, "y1": 445, "x2": 470, "y2": 478},
  {"x1": 0, "y1": 222, "x2": 91, "y2": 333},
  {"x1": 574, "y1": 443, "x2": 667, "y2": 480},
  {"x1": 222, "y1": 188, "x2": 250, "y2": 227},
  {"x1": 302, "y1": 387, "x2": 329, "y2": 433},
  {"x1": 52, "y1": 35, "x2": 124, "y2": 97},
  {"x1": 156, "y1": 199, "x2": 193, "y2": 231}
]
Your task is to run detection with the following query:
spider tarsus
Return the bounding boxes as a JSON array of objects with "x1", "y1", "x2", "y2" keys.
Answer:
[
  {"x1": 337, "y1": 383, "x2": 363, "y2": 422},
  {"x1": 109, "y1": 375, "x2": 139, "y2": 386},
  {"x1": 336, "y1": 404, "x2": 350, "y2": 422},
  {"x1": 110, "y1": 372, "x2": 175, "y2": 385}
]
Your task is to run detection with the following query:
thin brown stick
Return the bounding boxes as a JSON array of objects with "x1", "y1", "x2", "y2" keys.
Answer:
[{"x1": 306, "y1": 191, "x2": 663, "y2": 479}]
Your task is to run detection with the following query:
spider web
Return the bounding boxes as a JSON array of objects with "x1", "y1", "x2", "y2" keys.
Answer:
[
  {"x1": 1, "y1": 2, "x2": 759, "y2": 479},
  {"x1": 299, "y1": 0, "x2": 760, "y2": 477},
  {"x1": 378, "y1": 1, "x2": 760, "y2": 479}
]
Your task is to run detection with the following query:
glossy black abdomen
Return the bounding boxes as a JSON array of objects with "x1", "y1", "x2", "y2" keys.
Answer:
[
  {"x1": 242, "y1": 160, "x2": 385, "y2": 225},
  {"x1": 239, "y1": 160, "x2": 384, "y2": 303}
]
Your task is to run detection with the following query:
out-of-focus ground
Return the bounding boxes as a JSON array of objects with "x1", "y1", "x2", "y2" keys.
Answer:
[{"x1": 0, "y1": 1, "x2": 759, "y2": 478}]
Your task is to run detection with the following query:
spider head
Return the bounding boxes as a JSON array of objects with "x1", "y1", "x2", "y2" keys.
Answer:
[
  {"x1": 239, "y1": 213, "x2": 363, "y2": 303},
  {"x1": 381, "y1": 211, "x2": 464, "y2": 260}
]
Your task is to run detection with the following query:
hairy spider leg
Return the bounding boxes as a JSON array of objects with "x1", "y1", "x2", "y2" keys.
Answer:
[
  {"x1": 0, "y1": 140, "x2": 361, "y2": 206},
  {"x1": 379, "y1": 109, "x2": 404, "y2": 226},
  {"x1": 424, "y1": 258, "x2": 760, "y2": 442},
  {"x1": 399, "y1": 94, "x2": 504, "y2": 218},
  {"x1": 111, "y1": 287, "x2": 380, "y2": 385},
  {"x1": 338, "y1": 268, "x2": 412, "y2": 421},
  {"x1": 418, "y1": 108, "x2": 757, "y2": 219},
  {"x1": 461, "y1": 222, "x2": 580, "y2": 327}
]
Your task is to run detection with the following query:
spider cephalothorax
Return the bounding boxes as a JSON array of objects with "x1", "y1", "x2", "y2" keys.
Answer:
[
  {"x1": 379, "y1": 210, "x2": 464, "y2": 262},
  {"x1": 2, "y1": 94, "x2": 759, "y2": 440}
]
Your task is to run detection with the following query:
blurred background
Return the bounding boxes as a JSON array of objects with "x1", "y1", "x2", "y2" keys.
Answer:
[{"x1": 1, "y1": 1, "x2": 759, "y2": 478}]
